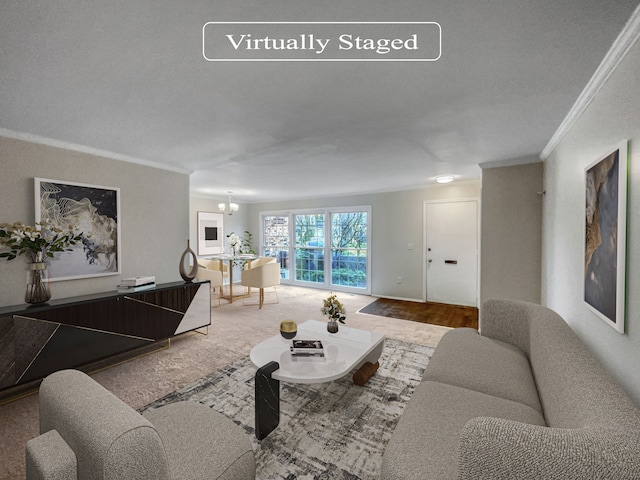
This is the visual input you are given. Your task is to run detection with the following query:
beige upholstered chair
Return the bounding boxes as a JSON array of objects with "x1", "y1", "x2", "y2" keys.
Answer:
[
  {"x1": 200, "y1": 258, "x2": 228, "y2": 286},
  {"x1": 196, "y1": 260, "x2": 224, "y2": 306},
  {"x1": 244, "y1": 256, "x2": 276, "y2": 270},
  {"x1": 26, "y1": 369, "x2": 256, "y2": 480},
  {"x1": 240, "y1": 261, "x2": 280, "y2": 308},
  {"x1": 242, "y1": 257, "x2": 276, "y2": 296}
]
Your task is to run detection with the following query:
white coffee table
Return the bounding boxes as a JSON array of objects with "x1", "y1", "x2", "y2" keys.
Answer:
[
  {"x1": 250, "y1": 320, "x2": 385, "y2": 439},
  {"x1": 250, "y1": 320, "x2": 385, "y2": 383}
]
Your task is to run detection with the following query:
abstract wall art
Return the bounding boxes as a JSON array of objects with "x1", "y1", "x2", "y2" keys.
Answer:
[
  {"x1": 35, "y1": 178, "x2": 121, "y2": 281},
  {"x1": 197, "y1": 211, "x2": 224, "y2": 255},
  {"x1": 584, "y1": 141, "x2": 628, "y2": 333}
]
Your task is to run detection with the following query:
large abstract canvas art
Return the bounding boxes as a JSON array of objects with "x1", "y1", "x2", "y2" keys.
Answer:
[
  {"x1": 197, "y1": 211, "x2": 224, "y2": 255},
  {"x1": 584, "y1": 141, "x2": 628, "y2": 333},
  {"x1": 35, "y1": 178, "x2": 121, "y2": 281}
]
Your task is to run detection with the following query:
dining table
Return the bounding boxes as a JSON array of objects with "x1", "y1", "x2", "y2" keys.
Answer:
[{"x1": 209, "y1": 253, "x2": 257, "y2": 302}]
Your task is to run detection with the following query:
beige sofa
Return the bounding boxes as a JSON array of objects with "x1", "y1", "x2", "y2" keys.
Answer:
[
  {"x1": 381, "y1": 299, "x2": 640, "y2": 479},
  {"x1": 26, "y1": 369, "x2": 255, "y2": 480}
]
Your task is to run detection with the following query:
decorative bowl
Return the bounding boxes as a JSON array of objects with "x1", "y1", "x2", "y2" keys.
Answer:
[{"x1": 280, "y1": 320, "x2": 297, "y2": 339}]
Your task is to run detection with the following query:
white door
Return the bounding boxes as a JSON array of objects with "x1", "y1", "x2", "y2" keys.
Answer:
[{"x1": 425, "y1": 200, "x2": 478, "y2": 307}]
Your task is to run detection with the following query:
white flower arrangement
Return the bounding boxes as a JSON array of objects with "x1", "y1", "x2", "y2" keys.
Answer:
[
  {"x1": 0, "y1": 221, "x2": 82, "y2": 263},
  {"x1": 321, "y1": 293, "x2": 346, "y2": 324},
  {"x1": 226, "y1": 231, "x2": 255, "y2": 258},
  {"x1": 227, "y1": 232, "x2": 240, "y2": 255}
]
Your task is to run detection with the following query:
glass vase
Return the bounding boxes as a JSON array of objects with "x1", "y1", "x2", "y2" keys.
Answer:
[
  {"x1": 327, "y1": 320, "x2": 339, "y2": 334},
  {"x1": 25, "y1": 261, "x2": 51, "y2": 304}
]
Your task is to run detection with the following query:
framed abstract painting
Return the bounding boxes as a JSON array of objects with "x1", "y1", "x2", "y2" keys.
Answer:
[
  {"x1": 583, "y1": 141, "x2": 628, "y2": 333},
  {"x1": 35, "y1": 178, "x2": 121, "y2": 281},
  {"x1": 197, "y1": 211, "x2": 224, "y2": 255}
]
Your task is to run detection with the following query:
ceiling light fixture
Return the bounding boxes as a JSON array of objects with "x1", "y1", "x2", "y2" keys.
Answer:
[
  {"x1": 435, "y1": 175, "x2": 455, "y2": 184},
  {"x1": 218, "y1": 191, "x2": 239, "y2": 215}
]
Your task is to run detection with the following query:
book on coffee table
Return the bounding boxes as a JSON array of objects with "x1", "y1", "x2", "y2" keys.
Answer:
[{"x1": 290, "y1": 340, "x2": 324, "y2": 356}]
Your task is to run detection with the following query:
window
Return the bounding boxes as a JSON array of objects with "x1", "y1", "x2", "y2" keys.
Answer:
[
  {"x1": 261, "y1": 206, "x2": 370, "y2": 294},
  {"x1": 294, "y1": 213, "x2": 325, "y2": 284},
  {"x1": 330, "y1": 212, "x2": 368, "y2": 289},
  {"x1": 263, "y1": 215, "x2": 289, "y2": 279}
]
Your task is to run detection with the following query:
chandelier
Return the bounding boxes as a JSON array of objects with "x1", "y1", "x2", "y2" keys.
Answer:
[{"x1": 218, "y1": 192, "x2": 239, "y2": 215}]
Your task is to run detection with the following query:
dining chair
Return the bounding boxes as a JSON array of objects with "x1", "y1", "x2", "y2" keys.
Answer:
[
  {"x1": 240, "y1": 261, "x2": 280, "y2": 309},
  {"x1": 244, "y1": 256, "x2": 276, "y2": 270},
  {"x1": 196, "y1": 261, "x2": 224, "y2": 306}
]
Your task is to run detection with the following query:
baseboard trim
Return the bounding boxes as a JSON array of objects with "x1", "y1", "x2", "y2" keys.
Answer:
[{"x1": 365, "y1": 294, "x2": 424, "y2": 303}]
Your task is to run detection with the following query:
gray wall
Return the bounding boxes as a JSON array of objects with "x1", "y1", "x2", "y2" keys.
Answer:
[
  {"x1": 190, "y1": 194, "x2": 251, "y2": 280},
  {"x1": 190, "y1": 195, "x2": 251, "y2": 256},
  {"x1": 542, "y1": 38, "x2": 640, "y2": 405},
  {"x1": 481, "y1": 161, "x2": 543, "y2": 306},
  {"x1": 0, "y1": 135, "x2": 190, "y2": 306},
  {"x1": 240, "y1": 182, "x2": 482, "y2": 301}
]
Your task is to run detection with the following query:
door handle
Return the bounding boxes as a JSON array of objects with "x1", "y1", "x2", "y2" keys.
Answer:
[{"x1": 444, "y1": 260, "x2": 458, "y2": 265}]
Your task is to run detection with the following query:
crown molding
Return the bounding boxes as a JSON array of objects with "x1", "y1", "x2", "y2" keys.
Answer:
[
  {"x1": 0, "y1": 128, "x2": 192, "y2": 175},
  {"x1": 540, "y1": 5, "x2": 640, "y2": 160},
  {"x1": 479, "y1": 154, "x2": 541, "y2": 170}
]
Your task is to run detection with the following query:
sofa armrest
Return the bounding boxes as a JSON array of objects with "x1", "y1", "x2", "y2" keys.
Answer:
[
  {"x1": 26, "y1": 429, "x2": 77, "y2": 480},
  {"x1": 39, "y1": 370, "x2": 170, "y2": 480},
  {"x1": 458, "y1": 417, "x2": 640, "y2": 480}
]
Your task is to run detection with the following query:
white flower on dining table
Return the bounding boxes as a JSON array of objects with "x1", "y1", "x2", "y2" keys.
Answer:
[
  {"x1": 226, "y1": 231, "x2": 255, "y2": 257},
  {"x1": 227, "y1": 232, "x2": 240, "y2": 255}
]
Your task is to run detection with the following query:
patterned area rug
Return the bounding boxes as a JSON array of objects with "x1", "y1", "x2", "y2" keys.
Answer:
[{"x1": 140, "y1": 338, "x2": 433, "y2": 479}]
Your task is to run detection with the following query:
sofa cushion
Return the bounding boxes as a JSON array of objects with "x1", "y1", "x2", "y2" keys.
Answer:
[
  {"x1": 143, "y1": 402, "x2": 256, "y2": 480},
  {"x1": 422, "y1": 328, "x2": 543, "y2": 413},
  {"x1": 380, "y1": 380, "x2": 546, "y2": 480}
]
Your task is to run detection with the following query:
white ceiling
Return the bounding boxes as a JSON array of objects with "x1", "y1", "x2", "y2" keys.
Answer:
[{"x1": 1, "y1": 1, "x2": 638, "y2": 202}]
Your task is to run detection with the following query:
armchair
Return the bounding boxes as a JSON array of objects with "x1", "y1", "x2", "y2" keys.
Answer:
[
  {"x1": 26, "y1": 369, "x2": 255, "y2": 480},
  {"x1": 244, "y1": 256, "x2": 276, "y2": 269},
  {"x1": 196, "y1": 261, "x2": 223, "y2": 306},
  {"x1": 199, "y1": 259, "x2": 228, "y2": 283},
  {"x1": 240, "y1": 261, "x2": 280, "y2": 308}
]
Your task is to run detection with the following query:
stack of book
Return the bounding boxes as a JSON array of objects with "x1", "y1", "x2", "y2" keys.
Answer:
[
  {"x1": 117, "y1": 276, "x2": 156, "y2": 293},
  {"x1": 290, "y1": 340, "x2": 324, "y2": 356}
]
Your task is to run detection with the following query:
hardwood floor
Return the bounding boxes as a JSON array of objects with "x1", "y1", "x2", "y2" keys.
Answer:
[{"x1": 359, "y1": 298, "x2": 478, "y2": 329}]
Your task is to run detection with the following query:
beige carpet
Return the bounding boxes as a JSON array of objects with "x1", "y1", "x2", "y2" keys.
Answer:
[{"x1": 0, "y1": 285, "x2": 450, "y2": 480}]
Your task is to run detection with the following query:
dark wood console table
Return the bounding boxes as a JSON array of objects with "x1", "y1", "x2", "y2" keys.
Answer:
[{"x1": 0, "y1": 281, "x2": 210, "y2": 398}]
